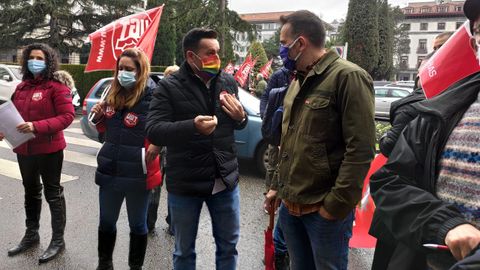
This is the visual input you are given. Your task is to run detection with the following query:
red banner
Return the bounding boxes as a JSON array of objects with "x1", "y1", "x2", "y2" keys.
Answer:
[
  {"x1": 234, "y1": 54, "x2": 257, "y2": 88},
  {"x1": 419, "y1": 21, "x2": 480, "y2": 98},
  {"x1": 224, "y1": 62, "x2": 235, "y2": 75},
  {"x1": 259, "y1": 59, "x2": 273, "y2": 79},
  {"x1": 85, "y1": 6, "x2": 164, "y2": 72},
  {"x1": 349, "y1": 154, "x2": 387, "y2": 248}
]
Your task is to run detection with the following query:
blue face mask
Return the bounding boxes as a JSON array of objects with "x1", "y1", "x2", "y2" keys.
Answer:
[
  {"x1": 27, "y1": 59, "x2": 46, "y2": 75},
  {"x1": 117, "y1": 70, "x2": 137, "y2": 89},
  {"x1": 279, "y1": 37, "x2": 302, "y2": 71}
]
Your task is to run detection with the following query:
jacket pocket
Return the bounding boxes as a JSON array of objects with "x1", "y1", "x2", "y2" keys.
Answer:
[{"x1": 300, "y1": 95, "x2": 331, "y2": 139}]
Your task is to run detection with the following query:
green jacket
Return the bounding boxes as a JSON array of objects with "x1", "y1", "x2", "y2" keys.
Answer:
[
  {"x1": 255, "y1": 79, "x2": 267, "y2": 97},
  {"x1": 272, "y1": 50, "x2": 376, "y2": 219}
]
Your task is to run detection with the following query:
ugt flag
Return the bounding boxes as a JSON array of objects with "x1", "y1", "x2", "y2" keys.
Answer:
[
  {"x1": 85, "y1": 6, "x2": 164, "y2": 72},
  {"x1": 224, "y1": 62, "x2": 235, "y2": 75},
  {"x1": 235, "y1": 54, "x2": 257, "y2": 88},
  {"x1": 259, "y1": 59, "x2": 273, "y2": 79},
  {"x1": 419, "y1": 21, "x2": 480, "y2": 98}
]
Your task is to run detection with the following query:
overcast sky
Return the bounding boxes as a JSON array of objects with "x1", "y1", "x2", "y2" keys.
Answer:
[{"x1": 228, "y1": 0, "x2": 465, "y2": 23}]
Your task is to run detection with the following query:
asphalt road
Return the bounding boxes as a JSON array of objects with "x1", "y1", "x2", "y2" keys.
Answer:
[{"x1": 0, "y1": 116, "x2": 373, "y2": 270}]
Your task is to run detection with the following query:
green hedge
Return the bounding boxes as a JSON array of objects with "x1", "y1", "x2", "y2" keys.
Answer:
[{"x1": 60, "y1": 64, "x2": 166, "y2": 105}]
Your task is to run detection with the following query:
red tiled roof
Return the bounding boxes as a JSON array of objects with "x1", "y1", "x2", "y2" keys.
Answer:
[
  {"x1": 240, "y1": 11, "x2": 295, "y2": 23},
  {"x1": 402, "y1": 0, "x2": 465, "y2": 15}
]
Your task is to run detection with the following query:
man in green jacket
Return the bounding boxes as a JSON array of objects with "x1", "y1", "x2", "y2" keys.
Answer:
[
  {"x1": 264, "y1": 10, "x2": 375, "y2": 270},
  {"x1": 255, "y1": 73, "x2": 267, "y2": 97}
]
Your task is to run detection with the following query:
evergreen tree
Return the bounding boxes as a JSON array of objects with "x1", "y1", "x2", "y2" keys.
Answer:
[
  {"x1": 147, "y1": 0, "x2": 176, "y2": 66},
  {"x1": 170, "y1": 0, "x2": 253, "y2": 65},
  {"x1": 0, "y1": 0, "x2": 143, "y2": 55},
  {"x1": 373, "y1": 0, "x2": 394, "y2": 80},
  {"x1": 248, "y1": 41, "x2": 268, "y2": 73},
  {"x1": 262, "y1": 30, "x2": 280, "y2": 58},
  {"x1": 343, "y1": 0, "x2": 379, "y2": 75}
]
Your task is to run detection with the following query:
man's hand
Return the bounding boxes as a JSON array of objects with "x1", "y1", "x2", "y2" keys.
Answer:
[
  {"x1": 220, "y1": 93, "x2": 245, "y2": 122},
  {"x1": 319, "y1": 206, "x2": 336, "y2": 221},
  {"x1": 146, "y1": 144, "x2": 160, "y2": 163},
  {"x1": 263, "y1": 189, "x2": 278, "y2": 214},
  {"x1": 445, "y1": 224, "x2": 480, "y2": 260},
  {"x1": 16, "y1": 122, "x2": 35, "y2": 133},
  {"x1": 194, "y1": 115, "x2": 217, "y2": 136},
  {"x1": 0, "y1": 132, "x2": 4, "y2": 141},
  {"x1": 91, "y1": 101, "x2": 105, "y2": 120}
]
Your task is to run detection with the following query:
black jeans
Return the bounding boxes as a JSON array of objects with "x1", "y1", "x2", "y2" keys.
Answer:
[{"x1": 17, "y1": 151, "x2": 66, "y2": 237}]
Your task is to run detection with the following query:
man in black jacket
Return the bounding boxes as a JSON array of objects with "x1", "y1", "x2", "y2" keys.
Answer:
[
  {"x1": 370, "y1": 2, "x2": 480, "y2": 268},
  {"x1": 146, "y1": 28, "x2": 247, "y2": 270}
]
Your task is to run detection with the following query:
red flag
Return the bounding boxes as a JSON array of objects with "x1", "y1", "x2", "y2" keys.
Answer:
[
  {"x1": 259, "y1": 59, "x2": 273, "y2": 79},
  {"x1": 85, "y1": 6, "x2": 164, "y2": 72},
  {"x1": 224, "y1": 62, "x2": 235, "y2": 75},
  {"x1": 419, "y1": 21, "x2": 480, "y2": 98},
  {"x1": 349, "y1": 154, "x2": 387, "y2": 248},
  {"x1": 234, "y1": 54, "x2": 256, "y2": 87}
]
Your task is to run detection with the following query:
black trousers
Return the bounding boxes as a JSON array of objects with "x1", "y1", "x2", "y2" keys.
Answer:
[{"x1": 17, "y1": 151, "x2": 66, "y2": 236}]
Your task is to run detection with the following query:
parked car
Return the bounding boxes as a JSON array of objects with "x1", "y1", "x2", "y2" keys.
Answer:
[
  {"x1": 80, "y1": 75, "x2": 268, "y2": 175},
  {"x1": 386, "y1": 80, "x2": 416, "y2": 89},
  {"x1": 375, "y1": 86, "x2": 413, "y2": 120},
  {"x1": 0, "y1": 64, "x2": 22, "y2": 100},
  {"x1": 0, "y1": 64, "x2": 81, "y2": 109}
]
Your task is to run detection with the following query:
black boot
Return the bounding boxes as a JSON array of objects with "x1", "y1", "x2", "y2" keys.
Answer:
[
  {"x1": 128, "y1": 233, "x2": 148, "y2": 270},
  {"x1": 39, "y1": 189, "x2": 66, "y2": 263},
  {"x1": 147, "y1": 186, "x2": 161, "y2": 233},
  {"x1": 274, "y1": 252, "x2": 290, "y2": 270},
  {"x1": 8, "y1": 189, "x2": 42, "y2": 256},
  {"x1": 97, "y1": 230, "x2": 116, "y2": 270}
]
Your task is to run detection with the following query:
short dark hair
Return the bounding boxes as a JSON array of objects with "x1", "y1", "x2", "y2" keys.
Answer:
[
  {"x1": 182, "y1": 28, "x2": 218, "y2": 56},
  {"x1": 280, "y1": 10, "x2": 326, "y2": 48},
  {"x1": 21, "y1": 43, "x2": 59, "y2": 81}
]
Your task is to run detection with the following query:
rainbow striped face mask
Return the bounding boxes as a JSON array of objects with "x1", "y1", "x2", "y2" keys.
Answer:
[{"x1": 191, "y1": 52, "x2": 221, "y2": 80}]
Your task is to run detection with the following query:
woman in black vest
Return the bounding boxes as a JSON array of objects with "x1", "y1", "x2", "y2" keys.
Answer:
[{"x1": 90, "y1": 48, "x2": 161, "y2": 270}]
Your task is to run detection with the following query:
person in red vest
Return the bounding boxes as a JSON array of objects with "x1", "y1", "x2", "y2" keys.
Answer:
[
  {"x1": 1, "y1": 43, "x2": 75, "y2": 263},
  {"x1": 91, "y1": 48, "x2": 161, "y2": 270}
]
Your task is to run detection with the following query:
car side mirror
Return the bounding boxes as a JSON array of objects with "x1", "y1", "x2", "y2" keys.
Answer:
[{"x1": 2, "y1": 75, "x2": 11, "y2": 82}]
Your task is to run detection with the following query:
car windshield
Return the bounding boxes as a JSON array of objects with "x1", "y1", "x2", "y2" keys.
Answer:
[
  {"x1": 238, "y1": 87, "x2": 260, "y2": 116},
  {"x1": 10, "y1": 67, "x2": 22, "y2": 80}
]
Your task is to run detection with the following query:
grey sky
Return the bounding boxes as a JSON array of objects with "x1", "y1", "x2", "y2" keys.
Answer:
[{"x1": 228, "y1": 0, "x2": 464, "y2": 23}]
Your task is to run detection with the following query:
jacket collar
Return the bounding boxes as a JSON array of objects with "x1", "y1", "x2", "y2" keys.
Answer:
[
  {"x1": 413, "y1": 72, "x2": 480, "y2": 120},
  {"x1": 311, "y1": 49, "x2": 340, "y2": 77},
  {"x1": 296, "y1": 49, "x2": 339, "y2": 84}
]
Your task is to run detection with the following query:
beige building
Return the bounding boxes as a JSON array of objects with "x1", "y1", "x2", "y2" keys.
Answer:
[{"x1": 396, "y1": 0, "x2": 466, "y2": 81}]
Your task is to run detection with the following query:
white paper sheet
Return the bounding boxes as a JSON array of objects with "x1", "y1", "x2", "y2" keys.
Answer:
[{"x1": 0, "y1": 100, "x2": 35, "y2": 149}]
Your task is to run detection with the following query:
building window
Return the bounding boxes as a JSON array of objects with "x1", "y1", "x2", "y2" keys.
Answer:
[
  {"x1": 421, "y1": 7, "x2": 431, "y2": 13},
  {"x1": 420, "y1": 23, "x2": 428, "y2": 31},
  {"x1": 403, "y1": 23, "x2": 411, "y2": 31},
  {"x1": 437, "y1": 6, "x2": 448, "y2": 13},
  {"x1": 455, "y1": 6, "x2": 462, "y2": 12},
  {"x1": 417, "y1": 39, "x2": 428, "y2": 54},
  {"x1": 417, "y1": 56, "x2": 426, "y2": 69},
  {"x1": 400, "y1": 56, "x2": 408, "y2": 69},
  {"x1": 456, "y1": 21, "x2": 464, "y2": 29},
  {"x1": 438, "y1": 22, "x2": 445, "y2": 30},
  {"x1": 405, "y1": 8, "x2": 414, "y2": 14}
]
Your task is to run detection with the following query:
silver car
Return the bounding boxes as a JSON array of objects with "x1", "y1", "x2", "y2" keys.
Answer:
[
  {"x1": 375, "y1": 86, "x2": 413, "y2": 120},
  {"x1": 0, "y1": 64, "x2": 22, "y2": 100}
]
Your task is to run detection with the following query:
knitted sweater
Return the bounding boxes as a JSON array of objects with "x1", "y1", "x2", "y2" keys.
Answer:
[{"x1": 437, "y1": 93, "x2": 480, "y2": 228}]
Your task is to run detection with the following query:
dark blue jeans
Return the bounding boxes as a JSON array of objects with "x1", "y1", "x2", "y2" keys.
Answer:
[
  {"x1": 274, "y1": 218, "x2": 288, "y2": 255},
  {"x1": 279, "y1": 203, "x2": 354, "y2": 270},
  {"x1": 99, "y1": 186, "x2": 150, "y2": 235},
  {"x1": 168, "y1": 186, "x2": 240, "y2": 270}
]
